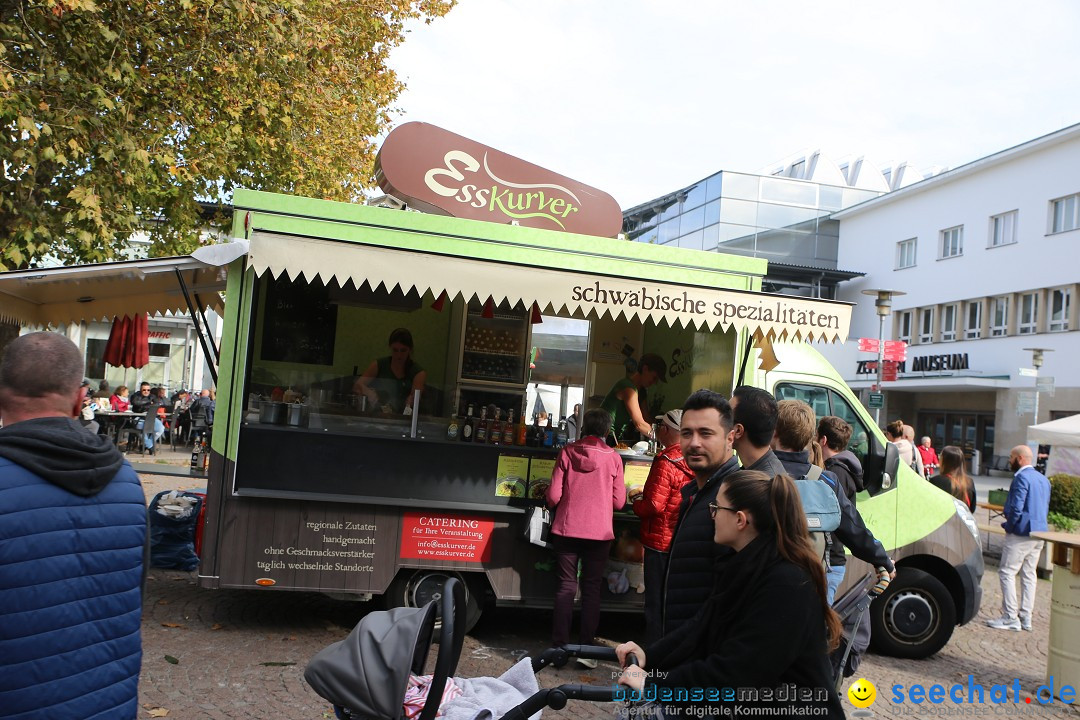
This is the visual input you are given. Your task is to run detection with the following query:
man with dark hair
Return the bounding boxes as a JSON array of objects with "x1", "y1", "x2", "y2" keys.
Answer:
[
  {"x1": 600, "y1": 353, "x2": 667, "y2": 445},
  {"x1": 730, "y1": 385, "x2": 780, "y2": 471},
  {"x1": 659, "y1": 389, "x2": 739, "y2": 635},
  {"x1": 130, "y1": 380, "x2": 164, "y2": 452},
  {"x1": 0, "y1": 332, "x2": 146, "y2": 719},
  {"x1": 774, "y1": 399, "x2": 894, "y2": 601}
]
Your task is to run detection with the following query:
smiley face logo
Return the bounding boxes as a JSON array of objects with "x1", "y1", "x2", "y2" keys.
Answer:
[{"x1": 847, "y1": 678, "x2": 876, "y2": 708}]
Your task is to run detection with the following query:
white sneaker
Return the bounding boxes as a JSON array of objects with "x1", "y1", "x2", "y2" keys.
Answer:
[
  {"x1": 576, "y1": 657, "x2": 599, "y2": 669},
  {"x1": 1019, "y1": 616, "x2": 1033, "y2": 631},
  {"x1": 986, "y1": 617, "x2": 1021, "y2": 631}
]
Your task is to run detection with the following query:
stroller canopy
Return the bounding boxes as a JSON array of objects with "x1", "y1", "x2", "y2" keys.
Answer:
[{"x1": 305, "y1": 603, "x2": 437, "y2": 718}]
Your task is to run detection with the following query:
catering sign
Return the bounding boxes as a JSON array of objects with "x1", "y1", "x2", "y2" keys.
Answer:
[
  {"x1": 399, "y1": 511, "x2": 494, "y2": 563},
  {"x1": 375, "y1": 122, "x2": 623, "y2": 237}
]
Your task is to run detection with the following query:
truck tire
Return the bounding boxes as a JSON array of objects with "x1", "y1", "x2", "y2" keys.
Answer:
[
  {"x1": 383, "y1": 570, "x2": 484, "y2": 634},
  {"x1": 869, "y1": 567, "x2": 956, "y2": 659}
]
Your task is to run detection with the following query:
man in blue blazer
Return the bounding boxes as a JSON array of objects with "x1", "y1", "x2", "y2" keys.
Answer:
[{"x1": 988, "y1": 445, "x2": 1051, "y2": 631}]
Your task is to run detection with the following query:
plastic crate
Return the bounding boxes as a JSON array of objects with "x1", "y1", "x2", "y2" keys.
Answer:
[{"x1": 988, "y1": 489, "x2": 1009, "y2": 506}]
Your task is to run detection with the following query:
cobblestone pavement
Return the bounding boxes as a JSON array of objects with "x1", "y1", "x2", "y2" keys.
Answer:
[{"x1": 136, "y1": 470, "x2": 1080, "y2": 719}]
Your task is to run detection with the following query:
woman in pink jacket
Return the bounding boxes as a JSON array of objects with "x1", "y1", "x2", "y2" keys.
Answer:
[{"x1": 546, "y1": 408, "x2": 626, "y2": 661}]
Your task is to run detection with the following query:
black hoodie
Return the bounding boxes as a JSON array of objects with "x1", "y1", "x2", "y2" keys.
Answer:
[
  {"x1": 824, "y1": 450, "x2": 864, "y2": 501},
  {"x1": 0, "y1": 417, "x2": 125, "y2": 496}
]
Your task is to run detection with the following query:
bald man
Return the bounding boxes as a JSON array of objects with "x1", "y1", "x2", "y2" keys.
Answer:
[
  {"x1": 0, "y1": 332, "x2": 147, "y2": 717},
  {"x1": 987, "y1": 445, "x2": 1051, "y2": 631}
]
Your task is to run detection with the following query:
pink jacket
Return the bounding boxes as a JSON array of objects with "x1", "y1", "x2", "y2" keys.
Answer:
[{"x1": 546, "y1": 436, "x2": 626, "y2": 541}]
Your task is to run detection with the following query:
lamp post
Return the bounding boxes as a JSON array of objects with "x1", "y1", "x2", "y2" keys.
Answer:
[
  {"x1": 1022, "y1": 347, "x2": 1053, "y2": 425},
  {"x1": 861, "y1": 289, "x2": 906, "y2": 425}
]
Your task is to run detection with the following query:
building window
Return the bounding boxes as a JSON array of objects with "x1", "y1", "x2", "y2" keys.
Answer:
[
  {"x1": 896, "y1": 238, "x2": 917, "y2": 269},
  {"x1": 990, "y1": 210, "x2": 1018, "y2": 247},
  {"x1": 1019, "y1": 292, "x2": 1038, "y2": 335},
  {"x1": 965, "y1": 301, "x2": 982, "y2": 339},
  {"x1": 941, "y1": 304, "x2": 957, "y2": 342},
  {"x1": 919, "y1": 308, "x2": 934, "y2": 343},
  {"x1": 1051, "y1": 193, "x2": 1080, "y2": 234},
  {"x1": 1050, "y1": 288, "x2": 1071, "y2": 331},
  {"x1": 897, "y1": 311, "x2": 912, "y2": 344},
  {"x1": 990, "y1": 296, "x2": 1009, "y2": 337},
  {"x1": 940, "y1": 226, "x2": 963, "y2": 258}
]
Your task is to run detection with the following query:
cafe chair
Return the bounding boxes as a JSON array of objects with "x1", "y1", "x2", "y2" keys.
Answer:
[
  {"x1": 169, "y1": 407, "x2": 184, "y2": 451},
  {"x1": 189, "y1": 405, "x2": 211, "y2": 446},
  {"x1": 122, "y1": 410, "x2": 156, "y2": 456}
]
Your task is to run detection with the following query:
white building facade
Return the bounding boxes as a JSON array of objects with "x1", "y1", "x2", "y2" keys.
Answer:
[{"x1": 821, "y1": 123, "x2": 1080, "y2": 470}]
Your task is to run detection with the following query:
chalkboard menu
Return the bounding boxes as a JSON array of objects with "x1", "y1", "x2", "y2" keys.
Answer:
[{"x1": 260, "y1": 279, "x2": 337, "y2": 365}]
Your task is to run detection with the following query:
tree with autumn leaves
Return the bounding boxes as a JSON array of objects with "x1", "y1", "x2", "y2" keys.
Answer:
[{"x1": 0, "y1": 0, "x2": 454, "y2": 269}]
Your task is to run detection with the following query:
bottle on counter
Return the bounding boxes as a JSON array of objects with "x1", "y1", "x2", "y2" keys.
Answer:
[
  {"x1": 201, "y1": 437, "x2": 210, "y2": 471},
  {"x1": 489, "y1": 409, "x2": 501, "y2": 445},
  {"x1": 556, "y1": 417, "x2": 568, "y2": 448},
  {"x1": 527, "y1": 413, "x2": 540, "y2": 447},
  {"x1": 461, "y1": 403, "x2": 476, "y2": 442},
  {"x1": 516, "y1": 410, "x2": 528, "y2": 446},
  {"x1": 476, "y1": 407, "x2": 489, "y2": 444},
  {"x1": 543, "y1": 414, "x2": 555, "y2": 448},
  {"x1": 503, "y1": 409, "x2": 516, "y2": 445},
  {"x1": 446, "y1": 413, "x2": 459, "y2": 441}
]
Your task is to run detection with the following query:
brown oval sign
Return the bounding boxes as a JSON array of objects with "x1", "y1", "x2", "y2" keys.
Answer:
[{"x1": 375, "y1": 122, "x2": 623, "y2": 237}]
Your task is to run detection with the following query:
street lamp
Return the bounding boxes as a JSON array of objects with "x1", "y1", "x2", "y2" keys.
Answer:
[
  {"x1": 1022, "y1": 347, "x2": 1053, "y2": 425},
  {"x1": 861, "y1": 288, "x2": 906, "y2": 425}
]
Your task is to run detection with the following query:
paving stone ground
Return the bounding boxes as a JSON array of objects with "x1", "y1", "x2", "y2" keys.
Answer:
[{"x1": 136, "y1": 468, "x2": 1080, "y2": 719}]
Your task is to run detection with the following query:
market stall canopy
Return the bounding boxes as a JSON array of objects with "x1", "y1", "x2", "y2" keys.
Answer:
[
  {"x1": 1028, "y1": 414, "x2": 1080, "y2": 447},
  {"x1": 247, "y1": 231, "x2": 852, "y2": 343},
  {"x1": 0, "y1": 244, "x2": 242, "y2": 327}
]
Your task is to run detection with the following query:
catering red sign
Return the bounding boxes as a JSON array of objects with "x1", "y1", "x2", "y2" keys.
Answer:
[
  {"x1": 375, "y1": 122, "x2": 623, "y2": 237},
  {"x1": 399, "y1": 511, "x2": 494, "y2": 563}
]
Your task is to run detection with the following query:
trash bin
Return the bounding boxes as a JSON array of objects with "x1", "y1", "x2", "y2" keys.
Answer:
[
  {"x1": 148, "y1": 490, "x2": 204, "y2": 571},
  {"x1": 1033, "y1": 531, "x2": 1080, "y2": 702}
]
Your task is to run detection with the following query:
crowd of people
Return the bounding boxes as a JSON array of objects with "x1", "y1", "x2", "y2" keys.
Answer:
[
  {"x1": 75, "y1": 377, "x2": 216, "y2": 453},
  {"x1": 0, "y1": 332, "x2": 1054, "y2": 718},
  {"x1": 546, "y1": 385, "x2": 897, "y2": 717}
]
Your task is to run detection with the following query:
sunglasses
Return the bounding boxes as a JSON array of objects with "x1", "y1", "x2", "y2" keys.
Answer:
[{"x1": 708, "y1": 502, "x2": 738, "y2": 518}]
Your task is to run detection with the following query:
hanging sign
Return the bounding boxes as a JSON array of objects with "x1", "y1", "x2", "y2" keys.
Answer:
[{"x1": 375, "y1": 122, "x2": 623, "y2": 237}]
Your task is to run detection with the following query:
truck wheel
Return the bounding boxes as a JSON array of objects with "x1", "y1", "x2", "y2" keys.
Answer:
[
  {"x1": 869, "y1": 567, "x2": 956, "y2": 659},
  {"x1": 383, "y1": 570, "x2": 483, "y2": 634}
]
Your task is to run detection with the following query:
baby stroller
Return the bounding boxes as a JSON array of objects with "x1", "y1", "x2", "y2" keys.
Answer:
[
  {"x1": 304, "y1": 578, "x2": 634, "y2": 720},
  {"x1": 829, "y1": 571, "x2": 880, "y2": 693}
]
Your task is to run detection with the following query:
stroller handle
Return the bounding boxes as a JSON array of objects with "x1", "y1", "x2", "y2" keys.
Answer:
[{"x1": 418, "y1": 577, "x2": 466, "y2": 720}]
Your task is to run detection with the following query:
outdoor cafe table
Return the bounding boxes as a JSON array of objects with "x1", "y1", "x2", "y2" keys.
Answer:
[{"x1": 96, "y1": 410, "x2": 139, "y2": 444}]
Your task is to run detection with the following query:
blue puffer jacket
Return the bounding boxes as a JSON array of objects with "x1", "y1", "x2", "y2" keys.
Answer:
[{"x1": 0, "y1": 417, "x2": 146, "y2": 720}]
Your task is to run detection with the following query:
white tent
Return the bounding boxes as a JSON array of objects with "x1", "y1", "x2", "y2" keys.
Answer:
[
  {"x1": 1028, "y1": 414, "x2": 1080, "y2": 476},
  {"x1": 1027, "y1": 414, "x2": 1080, "y2": 446}
]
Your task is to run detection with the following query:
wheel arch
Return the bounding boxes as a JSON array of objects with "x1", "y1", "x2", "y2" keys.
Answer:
[{"x1": 894, "y1": 554, "x2": 964, "y2": 626}]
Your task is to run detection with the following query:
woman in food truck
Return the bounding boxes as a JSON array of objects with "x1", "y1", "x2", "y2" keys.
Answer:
[
  {"x1": 600, "y1": 353, "x2": 667, "y2": 445},
  {"x1": 353, "y1": 328, "x2": 427, "y2": 414}
]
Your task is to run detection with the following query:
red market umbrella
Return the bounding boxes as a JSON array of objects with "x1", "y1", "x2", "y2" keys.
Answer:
[{"x1": 103, "y1": 313, "x2": 150, "y2": 369}]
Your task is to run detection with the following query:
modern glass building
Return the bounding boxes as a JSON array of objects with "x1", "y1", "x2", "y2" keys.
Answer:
[{"x1": 622, "y1": 169, "x2": 881, "y2": 298}]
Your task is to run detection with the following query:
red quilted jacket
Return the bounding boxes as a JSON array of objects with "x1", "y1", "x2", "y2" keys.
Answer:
[{"x1": 632, "y1": 444, "x2": 694, "y2": 551}]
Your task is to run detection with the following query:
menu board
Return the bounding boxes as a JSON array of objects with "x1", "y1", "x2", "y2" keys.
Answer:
[
  {"x1": 624, "y1": 462, "x2": 651, "y2": 496},
  {"x1": 495, "y1": 455, "x2": 529, "y2": 498},
  {"x1": 260, "y1": 279, "x2": 337, "y2": 365},
  {"x1": 527, "y1": 458, "x2": 556, "y2": 502}
]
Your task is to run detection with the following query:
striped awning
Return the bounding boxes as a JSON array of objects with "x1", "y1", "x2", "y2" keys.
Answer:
[{"x1": 248, "y1": 231, "x2": 852, "y2": 342}]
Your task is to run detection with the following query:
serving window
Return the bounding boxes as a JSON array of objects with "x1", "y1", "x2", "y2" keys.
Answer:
[{"x1": 235, "y1": 271, "x2": 736, "y2": 504}]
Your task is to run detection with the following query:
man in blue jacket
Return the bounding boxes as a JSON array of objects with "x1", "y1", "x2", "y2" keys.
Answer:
[
  {"x1": 987, "y1": 445, "x2": 1051, "y2": 632},
  {"x1": 0, "y1": 332, "x2": 147, "y2": 719}
]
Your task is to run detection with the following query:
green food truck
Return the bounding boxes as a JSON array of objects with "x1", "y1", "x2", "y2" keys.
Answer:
[{"x1": 0, "y1": 119, "x2": 983, "y2": 658}]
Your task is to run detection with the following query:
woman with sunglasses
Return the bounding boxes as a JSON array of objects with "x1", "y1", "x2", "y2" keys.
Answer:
[{"x1": 615, "y1": 470, "x2": 845, "y2": 718}]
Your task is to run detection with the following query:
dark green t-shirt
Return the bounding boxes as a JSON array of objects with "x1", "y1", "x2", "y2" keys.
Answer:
[
  {"x1": 372, "y1": 356, "x2": 423, "y2": 413},
  {"x1": 600, "y1": 377, "x2": 647, "y2": 444}
]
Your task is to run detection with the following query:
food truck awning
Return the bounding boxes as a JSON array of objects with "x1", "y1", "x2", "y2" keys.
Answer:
[
  {"x1": 247, "y1": 231, "x2": 852, "y2": 342},
  {"x1": 0, "y1": 244, "x2": 241, "y2": 326}
]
